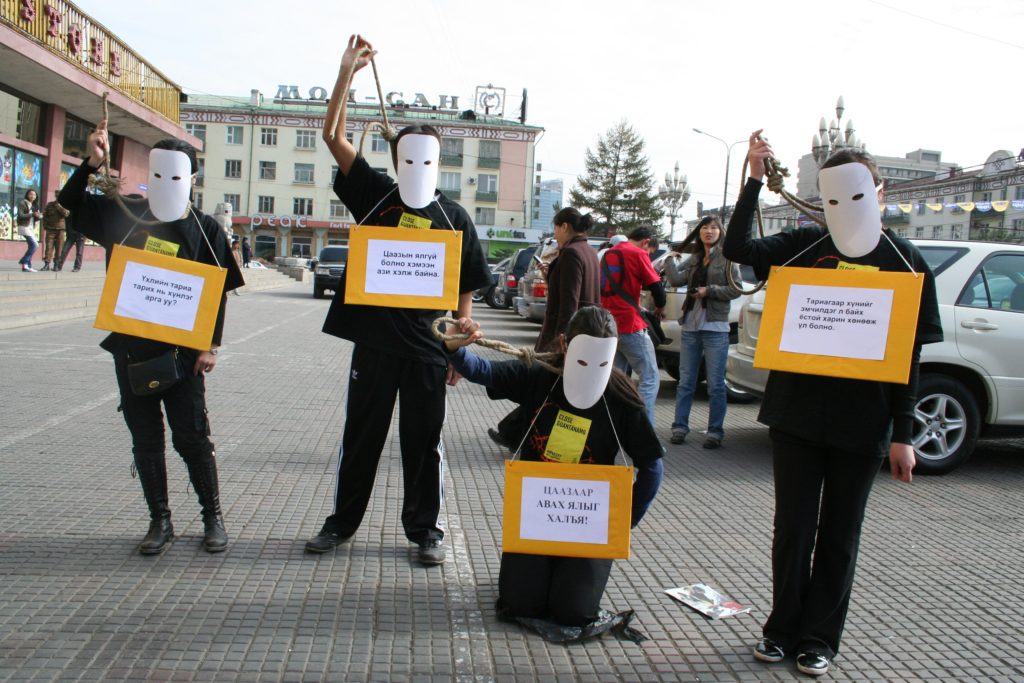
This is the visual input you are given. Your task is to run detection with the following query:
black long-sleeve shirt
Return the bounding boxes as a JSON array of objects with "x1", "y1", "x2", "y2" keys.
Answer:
[
  {"x1": 59, "y1": 161, "x2": 244, "y2": 357},
  {"x1": 723, "y1": 177, "x2": 942, "y2": 454}
]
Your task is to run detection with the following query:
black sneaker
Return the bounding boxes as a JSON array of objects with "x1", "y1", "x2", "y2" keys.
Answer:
[
  {"x1": 417, "y1": 538, "x2": 445, "y2": 565},
  {"x1": 753, "y1": 638, "x2": 785, "y2": 663},
  {"x1": 304, "y1": 529, "x2": 351, "y2": 554},
  {"x1": 669, "y1": 429, "x2": 687, "y2": 445},
  {"x1": 487, "y1": 427, "x2": 514, "y2": 450},
  {"x1": 796, "y1": 652, "x2": 829, "y2": 676},
  {"x1": 703, "y1": 436, "x2": 722, "y2": 449}
]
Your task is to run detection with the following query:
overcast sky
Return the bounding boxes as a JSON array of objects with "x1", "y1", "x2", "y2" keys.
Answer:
[{"x1": 80, "y1": 0, "x2": 1023, "y2": 223}]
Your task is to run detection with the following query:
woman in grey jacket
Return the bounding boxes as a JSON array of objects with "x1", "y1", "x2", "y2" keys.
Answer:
[
  {"x1": 16, "y1": 189, "x2": 42, "y2": 272},
  {"x1": 664, "y1": 216, "x2": 741, "y2": 448}
]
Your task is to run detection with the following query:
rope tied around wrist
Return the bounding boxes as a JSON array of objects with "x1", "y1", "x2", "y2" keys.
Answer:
[{"x1": 431, "y1": 317, "x2": 563, "y2": 375}]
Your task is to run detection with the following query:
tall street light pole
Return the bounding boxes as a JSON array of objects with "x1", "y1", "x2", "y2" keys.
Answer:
[
  {"x1": 693, "y1": 128, "x2": 745, "y2": 221},
  {"x1": 658, "y1": 161, "x2": 690, "y2": 241}
]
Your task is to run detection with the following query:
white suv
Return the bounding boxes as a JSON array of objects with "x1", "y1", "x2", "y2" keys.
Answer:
[{"x1": 726, "y1": 240, "x2": 1024, "y2": 474}]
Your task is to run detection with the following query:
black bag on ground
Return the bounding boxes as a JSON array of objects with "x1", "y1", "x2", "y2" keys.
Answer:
[{"x1": 127, "y1": 349, "x2": 182, "y2": 396}]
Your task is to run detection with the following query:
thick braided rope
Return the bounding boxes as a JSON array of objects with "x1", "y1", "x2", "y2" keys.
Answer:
[
  {"x1": 431, "y1": 317, "x2": 563, "y2": 375},
  {"x1": 327, "y1": 49, "x2": 398, "y2": 154},
  {"x1": 87, "y1": 92, "x2": 163, "y2": 226}
]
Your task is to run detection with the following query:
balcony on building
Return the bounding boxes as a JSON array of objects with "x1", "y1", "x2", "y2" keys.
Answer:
[
  {"x1": 440, "y1": 154, "x2": 463, "y2": 167},
  {"x1": 475, "y1": 191, "x2": 498, "y2": 203},
  {"x1": 882, "y1": 212, "x2": 910, "y2": 225},
  {"x1": 442, "y1": 188, "x2": 461, "y2": 200},
  {"x1": 477, "y1": 156, "x2": 500, "y2": 169}
]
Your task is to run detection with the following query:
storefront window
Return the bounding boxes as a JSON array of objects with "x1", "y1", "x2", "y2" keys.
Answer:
[
  {"x1": 291, "y1": 237, "x2": 312, "y2": 257},
  {"x1": 254, "y1": 234, "x2": 276, "y2": 261},
  {"x1": 63, "y1": 116, "x2": 91, "y2": 159},
  {"x1": 0, "y1": 145, "x2": 13, "y2": 240},
  {"x1": 0, "y1": 88, "x2": 43, "y2": 145}
]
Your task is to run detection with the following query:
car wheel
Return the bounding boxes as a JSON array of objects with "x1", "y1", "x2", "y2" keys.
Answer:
[
  {"x1": 472, "y1": 290, "x2": 485, "y2": 303},
  {"x1": 485, "y1": 287, "x2": 503, "y2": 309},
  {"x1": 492, "y1": 287, "x2": 508, "y2": 309},
  {"x1": 313, "y1": 287, "x2": 325, "y2": 299},
  {"x1": 725, "y1": 380, "x2": 757, "y2": 404},
  {"x1": 912, "y1": 374, "x2": 980, "y2": 475}
]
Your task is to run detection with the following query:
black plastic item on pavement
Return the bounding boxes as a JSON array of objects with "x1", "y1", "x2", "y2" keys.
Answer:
[{"x1": 501, "y1": 609, "x2": 647, "y2": 644}]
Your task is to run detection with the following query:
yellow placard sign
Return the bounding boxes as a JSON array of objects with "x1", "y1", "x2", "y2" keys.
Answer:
[
  {"x1": 144, "y1": 235, "x2": 180, "y2": 257},
  {"x1": 754, "y1": 266, "x2": 924, "y2": 384},
  {"x1": 502, "y1": 460, "x2": 633, "y2": 560},
  {"x1": 398, "y1": 212, "x2": 433, "y2": 230},
  {"x1": 94, "y1": 245, "x2": 227, "y2": 350},
  {"x1": 345, "y1": 225, "x2": 462, "y2": 310}
]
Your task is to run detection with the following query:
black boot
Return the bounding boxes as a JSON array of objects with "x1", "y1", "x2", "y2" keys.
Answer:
[
  {"x1": 139, "y1": 517, "x2": 174, "y2": 555},
  {"x1": 134, "y1": 451, "x2": 174, "y2": 555},
  {"x1": 185, "y1": 453, "x2": 229, "y2": 552}
]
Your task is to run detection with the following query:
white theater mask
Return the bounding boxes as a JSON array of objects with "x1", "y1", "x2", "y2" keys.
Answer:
[
  {"x1": 819, "y1": 162, "x2": 883, "y2": 258},
  {"x1": 396, "y1": 134, "x2": 440, "y2": 209},
  {"x1": 562, "y1": 334, "x2": 618, "y2": 410},
  {"x1": 148, "y1": 149, "x2": 194, "y2": 222}
]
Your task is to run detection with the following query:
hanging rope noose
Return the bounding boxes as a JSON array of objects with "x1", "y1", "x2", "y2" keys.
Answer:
[
  {"x1": 326, "y1": 47, "x2": 399, "y2": 157},
  {"x1": 431, "y1": 318, "x2": 563, "y2": 375},
  {"x1": 87, "y1": 92, "x2": 164, "y2": 227},
  {"x1": 723, "y1": 140, "x2": 827, "y2": 295}
]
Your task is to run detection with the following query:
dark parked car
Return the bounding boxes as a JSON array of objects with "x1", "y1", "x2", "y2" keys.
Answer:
[
  {"x1": 311, "y1": 245, "x2": 349, "y2": 299},
  {"x1": 493, "y1": 246, "x2": 538, "y2": 309},
  {"x1": 474, "y1": 257, "x2": 510, "y2": 308}
]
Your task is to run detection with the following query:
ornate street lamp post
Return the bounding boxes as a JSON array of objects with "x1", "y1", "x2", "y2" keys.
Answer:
[
  {"x1": 811, "y1": 96, "x2": 865, "y2": 167},
  {"x1": 658, "y1": 161, "x2": 690, "y2": 241}
]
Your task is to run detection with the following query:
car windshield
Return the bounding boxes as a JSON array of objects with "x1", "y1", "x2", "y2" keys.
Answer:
[{"x1": 319, "y1": 247, "x2": 348, "y2": 263}]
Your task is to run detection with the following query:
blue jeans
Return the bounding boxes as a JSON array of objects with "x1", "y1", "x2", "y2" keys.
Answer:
[
  {"x1": 614, "y1": 330, "x2": 658, "y2": 426},
  {"x1": 673, "y1": 330, "x2": 729, "y2": 441},
  {"x1": 18, "y1": 234, "x2": 37, "y2": 267}
]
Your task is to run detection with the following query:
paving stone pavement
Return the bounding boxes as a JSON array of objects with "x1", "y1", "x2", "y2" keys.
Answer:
[{"x1": 1, "y1": 282, "x2": 1022, "y2": 682}]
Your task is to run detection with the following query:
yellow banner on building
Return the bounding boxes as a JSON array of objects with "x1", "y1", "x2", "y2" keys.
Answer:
[
  {"x1": 94, "y1": 245, "x2": 227, "y2": 350},
  {"x1": 502, "y1": 460, "x2": 633, "y2": 560},
  {"x1": 753, "y1": 266, "x2": 924, "y2": 384},
  {"x1": 345, "y1": 225, "x2": 462, "y2": 310}
]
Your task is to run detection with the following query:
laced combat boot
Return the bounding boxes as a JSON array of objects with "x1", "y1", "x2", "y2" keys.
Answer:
[
  {"x1": 186, "y1": 453, "x2": 229, "y2": 552},
  {"x1": 134, "y1": 452, "x2": 173, "y2": 555}
]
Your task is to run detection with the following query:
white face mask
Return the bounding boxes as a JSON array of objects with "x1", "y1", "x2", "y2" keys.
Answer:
[
  {"x1": 396, "y1": 134, "x2": 440, "y2": 209},
  {"x1": 148, "y1": 149, "x2": 193, "y2": 222},
  {"x1": 562, "y1": 334, "x2": 618, "y2": 410},
  {"x1": 819, "y1": 162, "x2": 883, "y2": 258}
]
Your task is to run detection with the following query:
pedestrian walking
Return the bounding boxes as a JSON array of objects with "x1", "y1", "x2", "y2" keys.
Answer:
[
  {"x1": 58, "y1": 119, "x2": 245, "y2": 556},
  {"x1": 241, "y1": 237, "x2": 252, "y2": 268},
  {"x1": 41, "y1": 191, "x2": 69, "y2": 271},
  {"x1": 724, "y1": 131, "x2": 942, "y2": 677},
  {"x1": 664, "y1": 216, "x2": 741, "y2": 448},
  {"x1": 57, "y1": 221, "x2": 86, "y2": 272},
  {"x1": 16, "y1": 189, "x2": 42, "y2": 272}
]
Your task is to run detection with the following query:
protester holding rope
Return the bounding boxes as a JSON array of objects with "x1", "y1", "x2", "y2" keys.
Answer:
[
  {"x1": 58, "y1": 120, "x2": 244, "y2": 555},
  {"x1": 664, "y1": 216, "x2": 741, "y2": 449},
  {"x1": 304, "y1": 35, "x2": 491, "y2": 566},
  {"x1": 441, "y1": 307, "x2": 663, "y2": 640},
  {"x1": 723, "y1": 130, "x2": 942, "y2": 677}
]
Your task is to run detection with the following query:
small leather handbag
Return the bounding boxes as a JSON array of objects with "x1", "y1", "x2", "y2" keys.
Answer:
[{"x1": 126, "y1": 348, "x2": 183, "y2": 396}]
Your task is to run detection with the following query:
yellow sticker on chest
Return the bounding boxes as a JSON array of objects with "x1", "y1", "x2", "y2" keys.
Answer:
[
  {"x1": 543, "y1": 410, "x2": 592, "y2": 464},
  {"x1": 398, "y1": 213, "x2": 433, "y2": 230},
  {"x1": 144, "y1": 236, "x2": 180, "y2": 257}
]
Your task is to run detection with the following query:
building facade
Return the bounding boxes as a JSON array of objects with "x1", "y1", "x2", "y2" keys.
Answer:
[
  {"x1": 0, "y1": 0, "x2": 195, "y2": 258},
  {"x1": 531, "y1": 177, "x2": 563, "y2": 229},
  {"x1": 182, "y1": 89, "x2": 544, "y2": 262},
  {"x1": 796, "y1": 148, "x2": 958, "y2": 198}
]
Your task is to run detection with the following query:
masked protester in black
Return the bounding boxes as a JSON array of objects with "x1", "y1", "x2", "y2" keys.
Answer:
[{"x1": 58, "y1": 120, "x2": 245, "y2": 555}]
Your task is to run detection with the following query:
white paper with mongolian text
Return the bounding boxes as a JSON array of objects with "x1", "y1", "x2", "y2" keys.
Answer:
[
  {"x1": 519, "y1": 476, "x2": 611, "y2": 545},
  {"x1": 364, "y1": 239, "x2": 446, "y2": 298},
  {"x1": 114, "y1": 261, "x2": 205, "y2": 331},
  {"x1": 780, "y1": 284, "x2": 894, "y2": 361}
]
